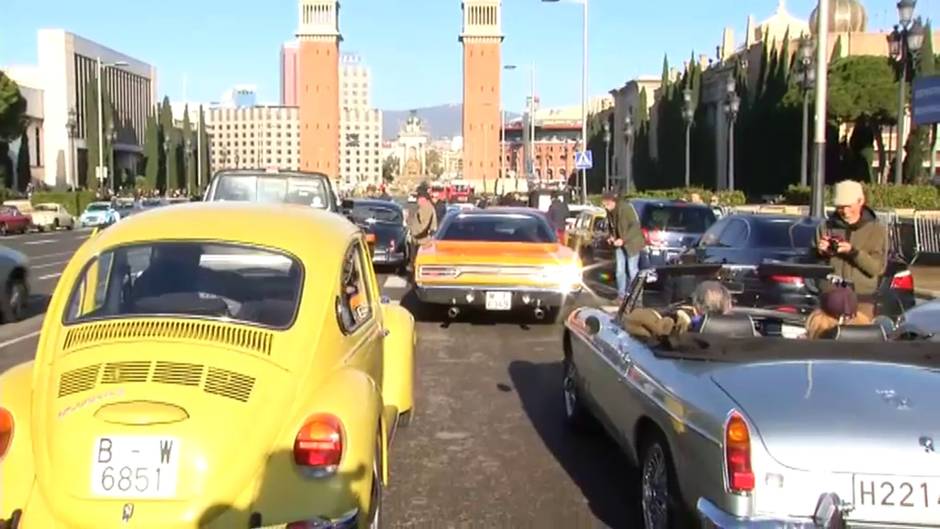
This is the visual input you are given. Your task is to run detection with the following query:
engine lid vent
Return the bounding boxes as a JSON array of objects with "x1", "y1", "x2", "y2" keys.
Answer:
[{"x1": 63, "y1": 319, "x2": 274, "y2": 356}]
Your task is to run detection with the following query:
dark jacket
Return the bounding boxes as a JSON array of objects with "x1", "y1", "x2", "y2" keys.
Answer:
[
  {"x1": 812, "y1": 206, "x2": 888, "y2": 296},
  {"x1": 433, "y1": 200, "x2": 447, "y2": 226},
  {"x1": 546, "y1": 199, "x2": 570, "y2": 231},
  {"x1": 608, "y1": 201, "x2": 645, "y2": 257}
]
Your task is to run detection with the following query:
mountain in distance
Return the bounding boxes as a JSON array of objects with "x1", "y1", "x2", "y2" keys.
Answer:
[{"x1": 382, "y1": 104, "x2": 522, "y2": 141}]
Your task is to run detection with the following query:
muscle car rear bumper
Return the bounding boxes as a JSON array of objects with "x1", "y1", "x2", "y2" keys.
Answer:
[
  {"x1": 697, "y1": 498, "x2": 819, "y2": 529},
  {"x1": 415, "y1": 285, "x2": 577, "y2": 308}
]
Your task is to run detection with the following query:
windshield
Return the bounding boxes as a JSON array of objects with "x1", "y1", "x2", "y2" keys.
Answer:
[
  {"x1": 641, "y1": 205, "x2": 715, "y2": 233},
  {"x1": 753, "y1": 219, "x2": 817, "y2": 248},
  {"x1": 210, "y1": 174, "x2": 330, "y2": 209},
  {"x1": 64, "y1": 242, "x2": 303, "y2": 329},
  {"x1": 351, "y1": 205, "x2": 402, "y2": 224},
  {"x1": 438, "y1": 214, "x2": 556, "y2": 243},
  {"x1": 86, "y1": 204, "x2": 110, "y2": 212}
]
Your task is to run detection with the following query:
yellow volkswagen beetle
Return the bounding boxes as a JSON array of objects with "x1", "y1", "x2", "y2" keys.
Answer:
[{"x1": 0, "y1": 202, "x2": 415, "y2": 529}]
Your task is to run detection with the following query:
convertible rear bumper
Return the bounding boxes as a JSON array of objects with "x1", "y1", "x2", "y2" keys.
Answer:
[
  {"x1": 256, "y1": 508, "x2": 358, "y2": 529},
  {"x1": 697, "y1": 498, "x2": 819, "y2": 529},
  {"x1": 415, "y1": 284, "x2": 576, "y2": 309}
]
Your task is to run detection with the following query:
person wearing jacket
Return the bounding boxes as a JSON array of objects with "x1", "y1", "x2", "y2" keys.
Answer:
[
  {"x1": 601, "y1": 193, "x2": 646, "y2": 302},
  {"x1": 812, "y1": 180, "x2": 888, "y2": 318},
  {"x1": 406, "y1": 191, "x2": 438, "y2": 272},
  {"x1": 546, "y1": 192, "x2": 570, "y2": 243}
]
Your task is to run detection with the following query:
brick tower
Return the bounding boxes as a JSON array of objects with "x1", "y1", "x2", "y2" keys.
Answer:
[
  {"x1": 460, "y1": 0, "x2": 503, "y2": 193},
  {"x1": 297, "y1": 0, "x2": 341, "y2": 175}
]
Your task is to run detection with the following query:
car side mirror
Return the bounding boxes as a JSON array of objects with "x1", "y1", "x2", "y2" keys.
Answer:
[{"x1": 585, "y1": 315, "x2": 602, "y2": 336}]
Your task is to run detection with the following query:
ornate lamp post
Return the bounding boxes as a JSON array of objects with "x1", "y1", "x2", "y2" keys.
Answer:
[
  {"x1": 623, "y1": 113, "x2": 634, "y2": 193},
  {"x1": 681, "y1": 88, "x2": 695, "y2": 188},
  {"x1": 888, "y1": 0, "x2": 925, "y2": 184},
  {"x1": 163, "y1": 137, "x2": 171, "y2": 194},
  {"x1": 603, "y1": 120, "x2": 611, "y2": 192},
  {"x1": 725, "y1": 77, "x2": 741, "y2": 192},
  {"x1": 185, "y1": 138, "x2": 193, "y2": 196},
  {"x1": 106, "y1": 124, "x2": 117, "y2": 194},
  {"x1": 796, "y1": 36, "x2": 816, "y2": 187},
  {"x1": 66, "y1": 109, "x2": 78, "y2": 190}
]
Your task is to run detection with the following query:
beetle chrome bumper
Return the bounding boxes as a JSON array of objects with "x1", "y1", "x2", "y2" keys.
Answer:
[
  {"x1": 257, "y1": 508, "x2": 358, "y2": 529},
  {"x1": 697, "y1": 498, "x2": 820, "y2": 529}
]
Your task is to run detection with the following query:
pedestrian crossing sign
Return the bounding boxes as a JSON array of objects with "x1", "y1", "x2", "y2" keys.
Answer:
[{"x1": 574, "y1": 150, "x2": 593, "y2": 170}]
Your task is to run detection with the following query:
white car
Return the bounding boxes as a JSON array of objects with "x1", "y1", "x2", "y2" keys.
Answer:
[
  {"x1": 78, "y1": 202, "x2": 121, "y2": 228},
  {"x1": 30, "y1": 202, "x2": 75, "y2": 231}
]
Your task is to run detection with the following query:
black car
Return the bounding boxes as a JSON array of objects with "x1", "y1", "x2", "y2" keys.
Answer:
[
  {"x1": 342, "y1": 199, "x2": 409, "y2": 270},
  {"x1": 631, "y1": 199, "x2": 717, "y2": 268},
  {"x1": 685, "y1": 213, "x2": 916, "y2": 318}
]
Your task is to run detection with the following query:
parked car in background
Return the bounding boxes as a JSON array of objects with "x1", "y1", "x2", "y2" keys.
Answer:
[
  {"x1": 204, "y1": 169, "x2": 338, "y2": 212},
  {"x1": 78, "y1": 202, "x2": 120, "y2": 228},
  {"x1": 685, "y1": 214, "x2": 915, "y2": 318},
  {"x1": 0, "y1": 206, "x2": 32, "y2": 236},
  {"x1": 566, "y1": 206, "x2": 607, "y2": 262},
  {"x1": 632, "y1": 199, "x2": 717, "y2": 268},
  {"x1": 0, "y1": 244, "x2": 29, "y2": 322},
  {"x1": 30, "y1": 202, "x2": 75, "y2": 231},
  {"x1": 343, "y1": 198, "x2": 410, "y2": 270},
  {"x1": 894, "y1": 298, "x2": 940, "y2": 340}
]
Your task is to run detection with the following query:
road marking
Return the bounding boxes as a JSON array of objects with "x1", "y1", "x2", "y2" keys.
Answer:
[
  {"x1": 30, "y1": 250, "x2": 77, "y2": 260},
  {"x1": 38, "y1": 273, "x2": 62, "y2": 281},
  {"x1": 33, "y1": 259, "x2": 70, "y2": 270},
  {"x1": 24, "y1": 239, "x2": 58, "y2": 246},
  {"x1": 0, "y1": 330, "x2": 41, "y2": 350},
  {"x1": 383, "y1": 276, "x2": 409, "y2": 289}
]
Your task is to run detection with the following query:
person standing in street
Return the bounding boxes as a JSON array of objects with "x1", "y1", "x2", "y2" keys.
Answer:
[
  {"x1": 407, "y1": 190, "x2": 438, "y2": 273},
  {"x1": 431, "y1": 191, "x2": 448, "y2": 227},
  {"x1": 601, "y1": 193, "x2": 645, "y2": 303},
  {"x1": 547, "y1": 192, "x2": 570, "y2": 244},
  {"x1": 812, "y1": 180, "x2": 888, "y2": 318}
]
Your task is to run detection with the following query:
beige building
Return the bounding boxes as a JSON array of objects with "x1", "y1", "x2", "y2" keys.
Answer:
[
  {"x1": 609, "y1": 76, "x2": 661, "y2": 190},
  {"x1": 207, "y1": 106, "x2": 299, "y2": 173},
  {"x1": 339, "y1": 54, "x2": 383, "y2": 187}
]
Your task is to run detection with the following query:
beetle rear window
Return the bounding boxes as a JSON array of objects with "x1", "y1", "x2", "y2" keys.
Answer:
[{"x1": 64, "y1": 242, "x2": 303, "y2": 329}]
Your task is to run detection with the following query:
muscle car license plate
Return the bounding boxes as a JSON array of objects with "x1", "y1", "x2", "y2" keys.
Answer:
[
  {"x1": 851, "y1": 474, "x2": 940, "y2": 522},
  {"x1": 485, "y1": 291, "x2": 512, "y2": 311},
  {"x1": 90, "y1": 436, "x2": 180, "y2": 498}
]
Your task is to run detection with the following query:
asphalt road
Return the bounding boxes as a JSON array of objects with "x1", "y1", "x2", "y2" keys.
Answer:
[{"x1": 0, "y1": 231, "x2": 639, "y2": 528}]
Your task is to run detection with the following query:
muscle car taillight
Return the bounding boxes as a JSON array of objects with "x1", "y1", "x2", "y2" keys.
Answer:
[
  {"x1": 418, "y1": 266, "x2": 459, "y2": 279},
  {"x1": 0, "y1": 407, "x2": 12, "y2": 460},
  {"x1": 294, "y1": 414, "x2": 344, "y2": 476},
  {"x1": 725, "y1": 412, "x2": 755, "y2": 493}
]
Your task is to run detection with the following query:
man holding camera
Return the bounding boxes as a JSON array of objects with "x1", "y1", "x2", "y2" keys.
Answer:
[{"x1": 812, "y1": 180, "x2": 888, "y2": 318}]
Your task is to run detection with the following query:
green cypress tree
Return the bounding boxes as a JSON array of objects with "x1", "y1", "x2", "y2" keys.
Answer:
[
  {"x1": 159, "y1": 97, "x2": 176, "y2": 192},
  {"x1": 182, "y1": 105, "x2": 194, "y2": 194},
  {"x1": 16, "y1": 133, "x2": 30, "y2": 191},
  {"x1": 144, "y1": 111, "x2": 160, "y2": 190},
  {"x1": 198, "y1": 105, "x2": 210, "y2": 190}
]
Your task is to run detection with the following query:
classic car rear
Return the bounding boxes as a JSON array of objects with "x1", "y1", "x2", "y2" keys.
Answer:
[
  {"x1": 30, "y1": 203, "x2": 75, "y2": 231},
  {"x1": 0, "y1": 203, "x2": 415, "y2": 529},
  {"x1": 204, "y1": 169, "x2": 338, "y2": 212},
  {"x1": 415, "y1": 208, "x2": 582, "y2": 319},
  {"x1": 634, "y1": 199, "x2": 717, "y2": 267},
  {"x1": 0, "y1": 206, "x2": 32, "y2": 235},
  {"x1": 562, "y1": 265, "x2": 940, "y2": 529},
  {"x1": 342, "y1": 199, "x2": 409, "y2": 269}
]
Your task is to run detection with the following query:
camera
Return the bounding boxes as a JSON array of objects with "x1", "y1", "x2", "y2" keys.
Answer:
[{"x1": 827, "y1": 237, "x2": 842, "y2": 254}]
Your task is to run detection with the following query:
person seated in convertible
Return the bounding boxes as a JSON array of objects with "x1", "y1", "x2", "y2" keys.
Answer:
[
  {"x1": 622, "y1": 281, "x2": 733, "y2": 339},
  {"x1": 805, "y1": 286, "x2": 871, "y2": 339}
]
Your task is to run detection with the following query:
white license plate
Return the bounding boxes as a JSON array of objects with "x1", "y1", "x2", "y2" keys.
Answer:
[
  {"x1": 851, "y1": 474, "x2": 940, "y2": 522},
  {"x1": 485, "y1": 291, "x2": 512, "y2": 311},
  {"x1": 90, "y1": 436, "x2": 180, "y2": 498}
]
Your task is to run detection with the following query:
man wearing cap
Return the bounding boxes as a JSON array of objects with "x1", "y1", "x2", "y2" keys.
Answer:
[
  {"x1": 407, "y1": 190, "x2": 438, "y2": 272},
  {"x1": 601, "y1": 193, "x2": 645, "y2": 302},
  {"x1": 812, "y1": 180, "x2": 888, "y2": 318}
]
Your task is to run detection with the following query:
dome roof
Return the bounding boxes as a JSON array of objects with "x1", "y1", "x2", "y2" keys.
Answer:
[{"x1": 809, "y1": 0, "x2": 868, "y2": 34}]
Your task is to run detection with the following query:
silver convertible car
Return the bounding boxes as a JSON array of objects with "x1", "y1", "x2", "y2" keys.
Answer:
[{"x1": 563, "y1": 264, "x2": 940, "y2": 529}]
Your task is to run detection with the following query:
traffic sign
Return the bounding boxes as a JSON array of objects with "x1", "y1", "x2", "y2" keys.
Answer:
[{"x1": 574, "y1": 150, "x2": 593, "y2": 170}]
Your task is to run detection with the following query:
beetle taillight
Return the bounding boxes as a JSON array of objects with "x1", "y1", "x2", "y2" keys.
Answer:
[
  {"x1": 725, "y1": 412, "x2": 755, "y2": 493},
  {"x1": 0, "y1": 407, "x2": 13, "y2": 460},
  {"x1": 294, "y1": 414, "x2": 344, "y2": 471}
]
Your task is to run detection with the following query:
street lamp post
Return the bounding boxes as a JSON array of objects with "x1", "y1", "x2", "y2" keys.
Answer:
[
  {"x1": 725, "y1": 77, "x2": 741, "y2": 192},
  {"x1": 107, "y1": 125, "x2": 117, "y2": 194},
  {"x1": 185, "y1": 138, "x2": 193, "y2": 196},
  {"x1": 603, "y1": 120, "x2": 611, "y2": 192},
  {"x1": 681, "y1": 88, "x2": 695, "y2": 188},
  {"x1": 66, "y1": 108, "x2": 78, "y2": 190},
  {"x1": 888, "y1": 3, "x2": 925, "y2": 184},
  {"x1": 811, "y1": 0, "x2": 830, "y2": 218},
  {"x1": 623, "y1": 114, "x2": 634, "y2": 194},
  {"x1": 542, "y1": 0, "x2": 588, "y2": 202},
  {"x1": 797, "y1": 36, "x2": 816, "y2": 187},
  {"x1": 95, "y1": 58, "x2": 128, "y2": 189}
]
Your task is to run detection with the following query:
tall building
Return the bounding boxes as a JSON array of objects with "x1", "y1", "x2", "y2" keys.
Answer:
[
  {"x1": 3, "y1": 29, "x2": 157, "y2": 189},
  {"x1": 280, "y1": 42, "x2": 299, "y2": 106},
  {"x1": 206, "y1": 105, "x2": 299, "y2": 174},
  {"x1": 460, "y1": 0, "x2": 503, "y2": 193},
  {"x1": 220, "y1": 85, "x2": 257, "y2": 108},
  {"x1": 297, "y1": 0, "x2": 341, "y2": 176},
  {"x1": 339, "y1": 54, "x2": 383, "y2": 186}
]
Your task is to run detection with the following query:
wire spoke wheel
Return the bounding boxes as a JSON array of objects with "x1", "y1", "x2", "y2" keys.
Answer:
[{"x1": 641, "y1": 443, "x2": 670, "y2": 529}]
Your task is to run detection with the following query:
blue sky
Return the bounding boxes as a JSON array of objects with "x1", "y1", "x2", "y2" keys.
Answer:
[{"x1": 2, "y1": 0, "x2": 938, "y2": 112}]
